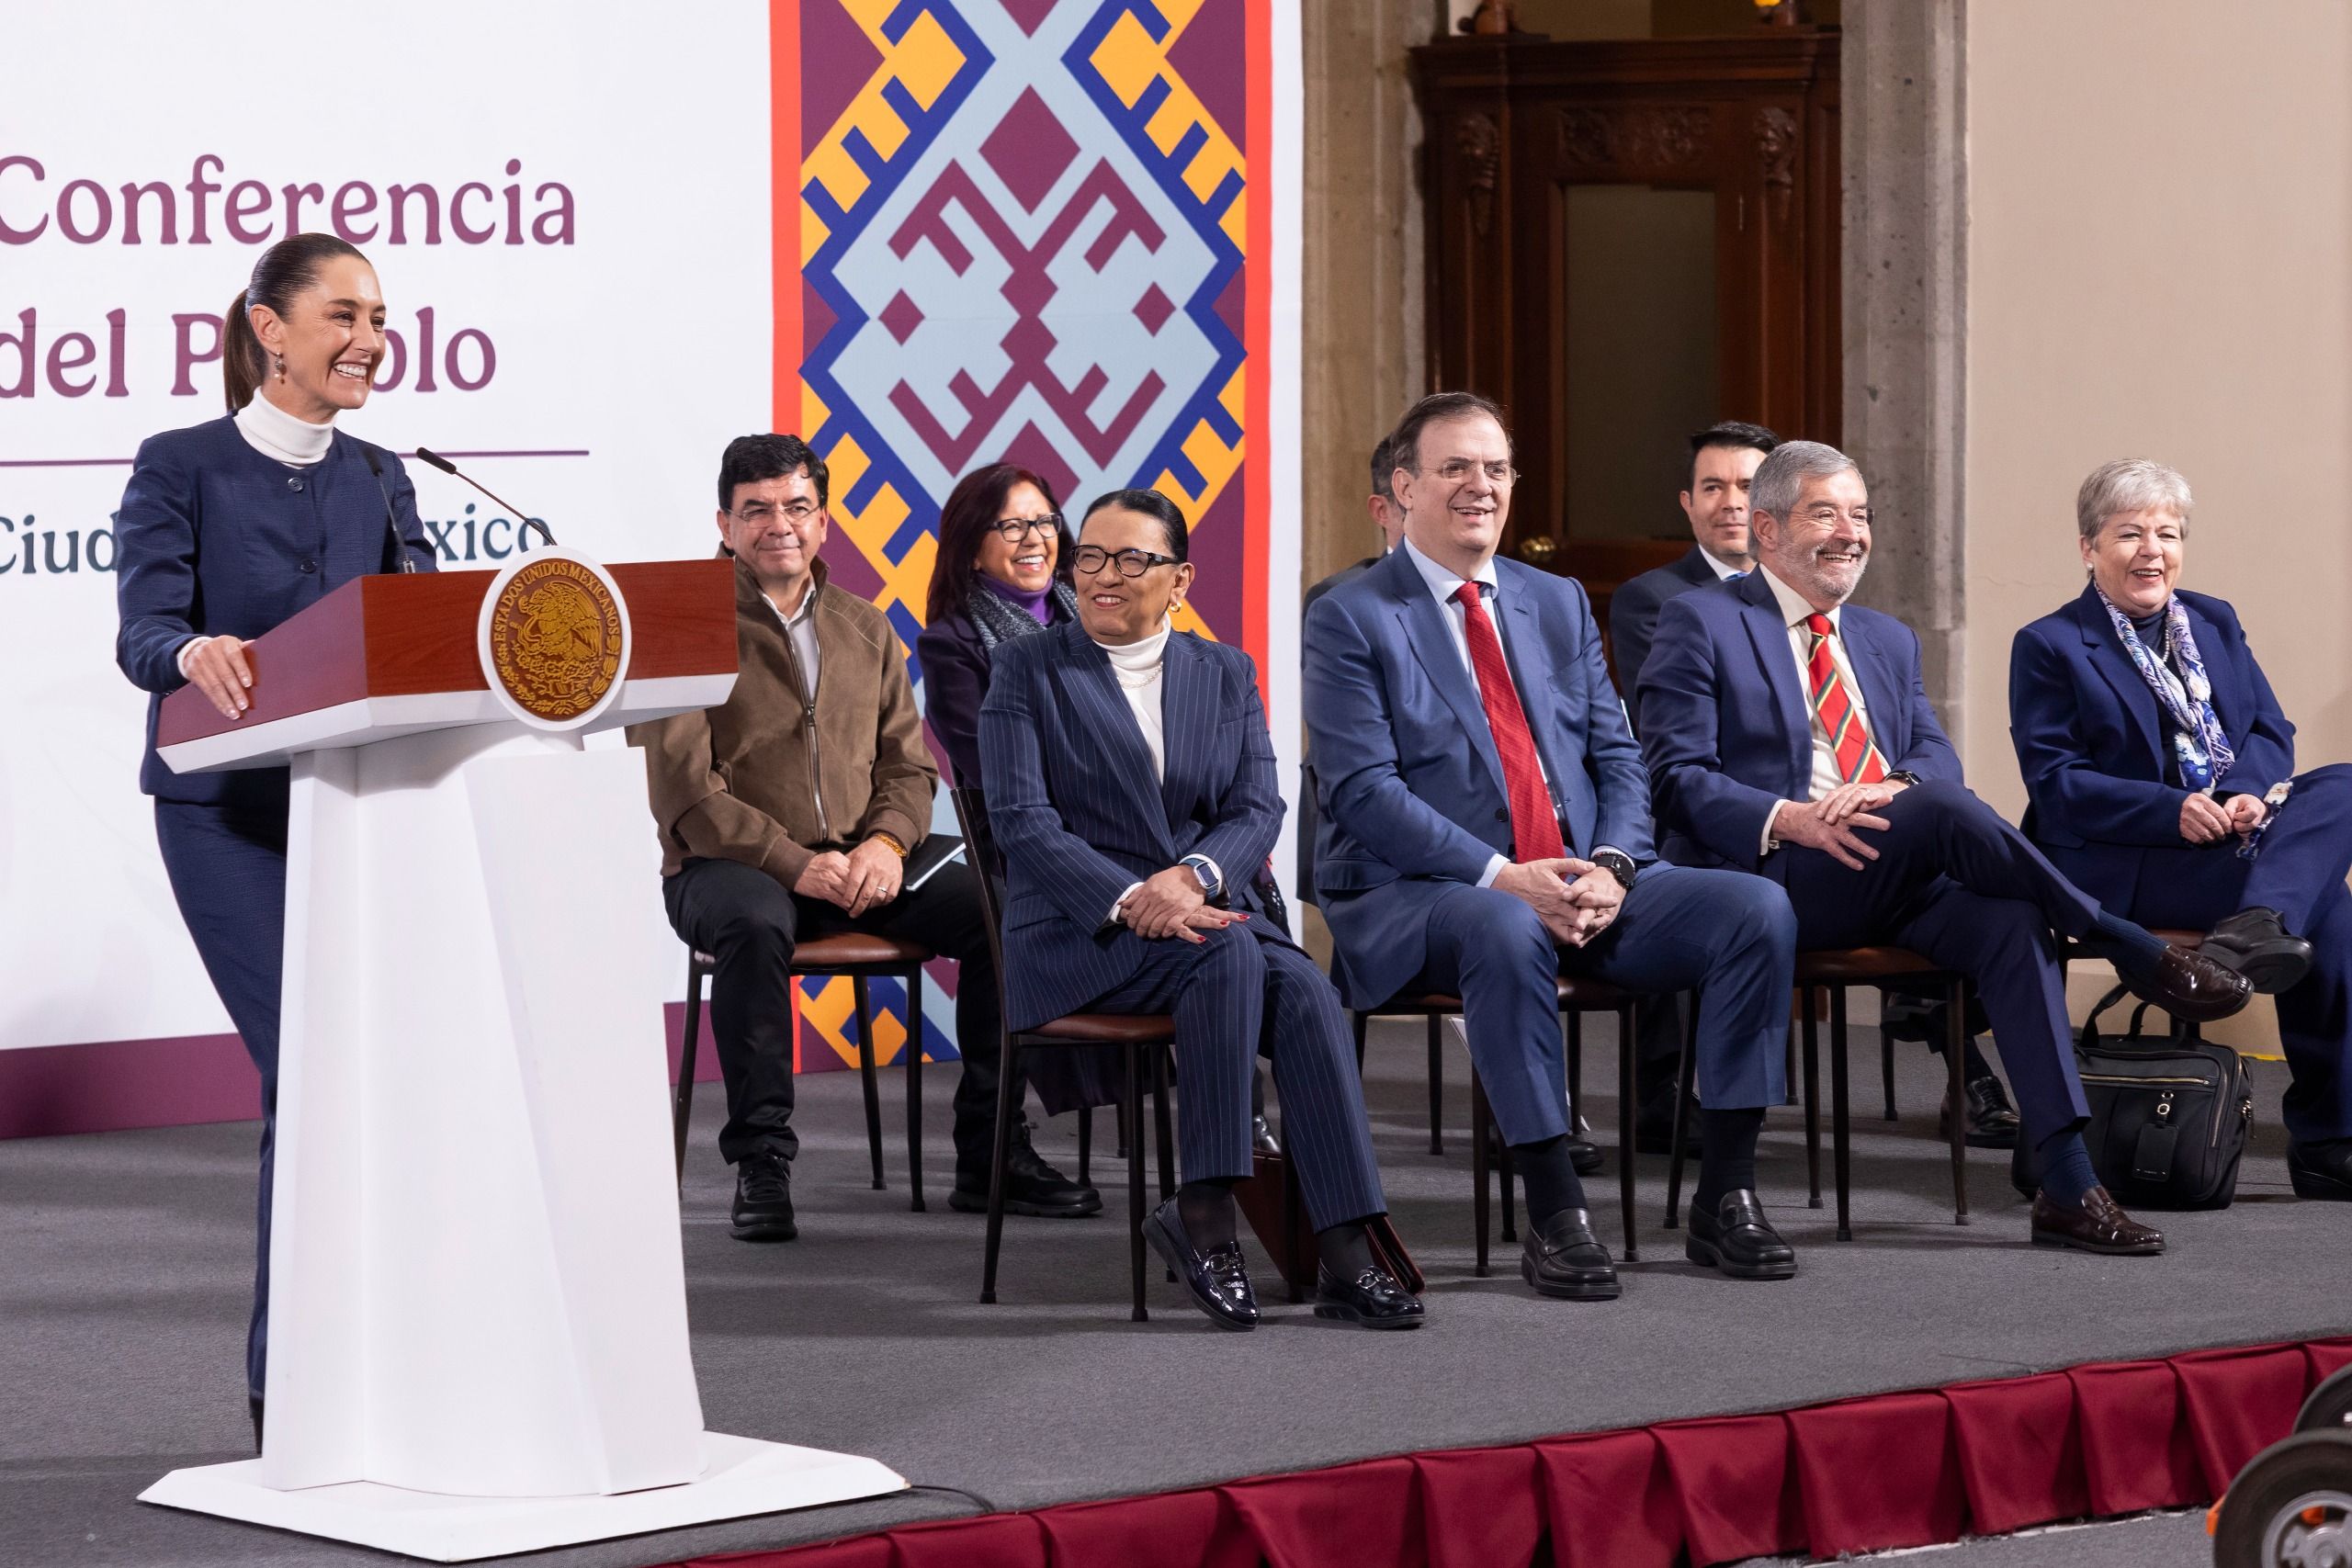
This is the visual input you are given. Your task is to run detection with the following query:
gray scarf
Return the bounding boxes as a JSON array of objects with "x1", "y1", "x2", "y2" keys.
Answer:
[{"x1": 964, "y1": 575, "x2": 1079, "y2": 650}]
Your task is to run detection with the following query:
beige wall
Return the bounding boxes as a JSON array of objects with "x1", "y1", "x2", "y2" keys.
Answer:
[{"x1": 1963, "y1": 0, "x2": 2352, "y2": 813}]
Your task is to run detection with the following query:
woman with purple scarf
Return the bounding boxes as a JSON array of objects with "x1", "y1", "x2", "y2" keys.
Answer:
[{"x1": 2010, "y1": 457, "x2": 2352, "y2": 1201}]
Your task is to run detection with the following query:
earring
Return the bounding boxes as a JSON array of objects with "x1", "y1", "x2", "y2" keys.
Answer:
[{"x1": 273, "y1": 355, "x2": 286, "y2": 381}]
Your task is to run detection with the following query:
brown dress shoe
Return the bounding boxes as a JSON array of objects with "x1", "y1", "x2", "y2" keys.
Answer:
[
  {"x1": 2030, "y1": 1185, "x2": 2166, "y2": 1256},
  {"x1": 2118, "y1": 944, "x2": 2251, "y2": 1024}
]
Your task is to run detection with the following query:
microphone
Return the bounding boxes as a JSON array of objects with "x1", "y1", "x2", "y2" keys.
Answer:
[
  {"x1": 361, "y1": 446, "x2": 418, "y2": 573},
  {"x1": 414, "y1": 447, "x2": 558, "y2": 548}
]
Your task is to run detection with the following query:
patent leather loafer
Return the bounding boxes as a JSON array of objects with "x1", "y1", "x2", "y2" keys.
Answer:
[
  {"x1": 2030, "y1": 1185, "x2": 2165, "y2": 1256},
  {"x1": 1314, "y1": 1265, "x2": 1426, "y2": 1329},
  {"x1": 2116, "y1": 943, "x2": 2251, "y2": 1024},
  {"x1": 2202, "y1": 908, "x2": 2314, "y2": 995},
  {"x1": 730, "y1": 1152, "x2": 797, "y2": 1242},
  {"x1": 1686, "y1": 1190, "x2": 1797, "y2": 1279},
  {"x1": 2288, "y1": 1139, "x2": 2352, "y2": 1201},
  {"x1": 1939, "y1": 1075, "x2": 2022, "y2": 1150},
  {"x1": 1521, "y1": 1208, "x2": 1620, "y2": 1301},
  {"x1": 1142, "y1": 1199, "x2": 1260, "y2": 1330}
]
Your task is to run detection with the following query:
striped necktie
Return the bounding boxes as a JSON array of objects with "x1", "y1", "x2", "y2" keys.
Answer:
[{"x1": 1802, "y1": 612, "x2": 1885, "y2": 785}]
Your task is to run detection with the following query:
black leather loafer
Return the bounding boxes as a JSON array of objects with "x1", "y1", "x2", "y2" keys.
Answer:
[
  {"x1": 1314, "y1": 1265, "x2": 1426, "y2": 1329},
  {"x1": 1686, "y1": 1190, "x2": 1797, "y2": 1280},
  {"x1": 1484, "y1": 1127, "x2": 1607, "y2": 1177},
  {"x1": 730, "y1": 1152, "x2": 797, "y2": 1242},
  {"x1": 2030, "y1": 1186, "x2": 2165, "y2": 1255},
  {"x1": 1521, "y1": 1208, "x2": 1620, "y2": 1301},
  {"x1": 949, "y1": 1145, "x2": 1102, "y2": 1218},
  {"x1": 2115, "y1": 943, "x2": 2251, "y2": 1023},
  {"x1": 2288, "y1": 1139, "x2": 2352, "y2": 1201},
  {"x1": 1142, "y1": 1199, "x2": 1260, "y2": 1330},
  {"x1": 2202, "y1": 907, "x2": 2315, "y2": 995},
  {"x1": 1939, "y1": 1074, "x2": 2022, "y2": 1150}
]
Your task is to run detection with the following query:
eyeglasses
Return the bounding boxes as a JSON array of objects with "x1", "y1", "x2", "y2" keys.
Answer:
[
  {"x1": 987, "y1": 513, "x2": 1063, "y2": 542},
  {"x1": 727, "y1": 501, "x2": 822, "y2": 526},
  {"x1": 1430, "y1": 457, "x2": 1519, "y2": 486},
  {"x1": 1071, "y1": 545, "x2": 1179, "y2": 578}
]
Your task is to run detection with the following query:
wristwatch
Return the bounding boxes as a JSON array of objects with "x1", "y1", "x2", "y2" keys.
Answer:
[
  {"x1": 1179, "y1": 853, "x2": 1222, "y2": 899},
  {"x1": 1591, "y1": 849, "x2": 1638, "y2": 891},
  {"x1": 1884, "y1": 771, "x2": 1923, "y2": 788}
]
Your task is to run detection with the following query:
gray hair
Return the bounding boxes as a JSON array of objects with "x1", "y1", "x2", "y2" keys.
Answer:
[
  {"x1": 2076, "y1": 458, "x2": 2191, "y2": 542},
  {"x1": 1749, "y1": 439, "x2": 1860, "y2": 525}
]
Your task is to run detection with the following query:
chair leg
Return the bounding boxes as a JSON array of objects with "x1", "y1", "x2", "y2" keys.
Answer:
[
  {"x1": 1078, "y1": 1105, "x2": 1093, "y2": 1188},
  {"x1": 1427, "y1": 1013, "x2": 1444, "y2": 1156},
  {"x1": 1498, "y1": 1127, "x2": 1517, "y2": 1244},
  {"x1": 1566, "y1": 1010, "x2": 1585, "y2": 1134},
  {"x1": 1665, "y1": 998, "x2": 1697, "y2": 1229},
  {"x1": 1115, "y1": 1089, "x2": 1130, "y2": 1162},
  {"x1": 1947, "y1": 977, "x2": 1972, "y2": 1226},
  {"x1": 1802, "y1": 1002, "x2": 1822, "y2": 1209},
  {"x1": 980, "y1": 1037, "x2": 1023, "y2": 1304},
  {"x1": 674, "y1": 954, "x2": 705, "y2": 1190},
  {"x1": 1352, "y1": 1010, "x2": 1369, "y2": 1075},
  {"x1": 1784, "y1": 1016, "x2": 1799, "y2": 1107},
  {"x1": 1617, "y1": 1002, "x2": 1638, "y2": 1262},
  {"x1": 1151, "y1": 1046, "x2": 1176, "y2": 1203},
  {"x1": 1125, "y1": 1045, "x2": 1148, "y2": 1323},
  {"x1": 853, "y1": 976, "x2": 885, "y2": 1191},
  {"x1": 906, "y1": 969, "x2": 925, "y2": 1213},
  {"x1": 1830, "y1": 985, "x2": 1853, "y2": 1242},
  {"x1": 1470, "y1": 1068, "x2": 1492, "y2": 1277},
  {"x1": 1882, "y1": 1007, "x2": 1899, "y2": 1122},
  {"x1": 1282, "y1": 1148, "x2": 1307, "y2": 1306}
]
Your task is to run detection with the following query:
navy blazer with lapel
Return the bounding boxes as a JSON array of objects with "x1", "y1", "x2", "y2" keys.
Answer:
[
  {"x1": 978, "y1": 621, "x2": 1287, "y2": 1032},
  {"x1": 115, "y1": 415, "x2": 435, "y2": 810},
  {"x1": 1636, "y1": 567, "x2": 1962, "y2": 874},
  {"x1": 1609, "y1": 544, "x2": 1725, "y2": 705},
  {"x1": 1300, "y1": 545, "x2": 1652, "y2": 1009},
  {"x1": 2008, "y1": 584, "x2": 2295, "y2": 905}
]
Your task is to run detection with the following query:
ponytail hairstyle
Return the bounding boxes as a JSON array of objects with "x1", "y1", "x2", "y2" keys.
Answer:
[{"x1": 222, "y1": 232, "x2": 370, "y2": 412}]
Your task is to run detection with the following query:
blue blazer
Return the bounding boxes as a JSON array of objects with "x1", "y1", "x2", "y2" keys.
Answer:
[
  {"x1": 1300, "y1": 546, "x2": 1652, "y2": 1009},
  {"x1": 115, "y1": 415, "x2": 435, "y2": 809},
  {"x1": 2008, "y1": 584, "x2": 2294, "y2": 905},
  {"x1": 978, "y1": 622, "x2": 1287, "y2": 1031},
  {"x1": 1637, "y1": 569, "x2": 1962, "y2": 873}
]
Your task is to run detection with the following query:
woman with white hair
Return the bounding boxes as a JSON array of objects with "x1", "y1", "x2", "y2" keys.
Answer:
[{"x1": 2009, "y1": 457, "x2": 2352, "y2": 1201}]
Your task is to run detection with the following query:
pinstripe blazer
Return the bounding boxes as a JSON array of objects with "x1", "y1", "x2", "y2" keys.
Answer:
[{"x1": 978, "y1": 620, "x2": 1289, "y2": 1030}]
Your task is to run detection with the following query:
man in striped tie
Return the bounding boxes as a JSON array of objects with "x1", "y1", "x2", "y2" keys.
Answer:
[{"x1": 1634, "y1": 440, "x2": 2254, "y2": 1256}]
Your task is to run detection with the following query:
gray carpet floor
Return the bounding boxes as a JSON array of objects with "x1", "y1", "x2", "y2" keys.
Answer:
[{"x1": 2, "y1": 1016, "x2": 2340, "y2": 1568}]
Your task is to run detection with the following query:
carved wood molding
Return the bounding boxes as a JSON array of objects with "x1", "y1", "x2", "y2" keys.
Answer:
[
  {"x1": 1752, "y1": 105, "x2": 1798, "y2": 222},
  {"x1": 1453, "y1": 111, "x2": 1500, "y2": 235},
  {"x1": 1553, "y1": 104, "x2": 1713, "y2": 180}
]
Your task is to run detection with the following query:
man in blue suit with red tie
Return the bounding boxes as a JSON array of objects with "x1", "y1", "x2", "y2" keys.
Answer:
[
  {"x1": 1636, "y1": 440, "x2": 2253, "y2": 1257},
  {"x1": 1306, "y1": 392, "x2": 1803, "y2": 1299}
]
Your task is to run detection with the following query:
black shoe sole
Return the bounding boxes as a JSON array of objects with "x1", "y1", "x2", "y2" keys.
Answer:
[
  {"x1": 1684, "y1": 1233, "x2": 1798, "y2": 1280},
  {"x1": 2289, "y1": 1165, "x2": 2352, "y2": 1201},
  {"x1": 2030, "y1": 1229, "x2": 2165, "y2": 1257},
  {"x1": 2220, "y1": 947, "x2": 2314, "y2": 995},
  {"x1": 1312, "y1": 1300, "x2": 1426, "y2": 1329},
  {"x1": 1140, "y1": 1208, "x2": 1259, "y2": 1330},
  {"x1": 946, "y1": 1189, "x2": 1103, "y2": 1218},
  {"x1": 1519, "y1": 1254, "x2": 1621, "y2": 1301},
  {"x1": 730, "y1": 1216, "x2": 798, "y2": 1242}
]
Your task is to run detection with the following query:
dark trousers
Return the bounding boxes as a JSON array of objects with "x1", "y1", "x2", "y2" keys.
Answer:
[
  {"x1": 1770, "y1": 779, "x2": 2096, "y2": 1146},
  {"x1": 1082, "y1": 924, "x2": 1385, "y2": 1230},
  {"x1": 663, "y1": 855, "x2": 1008, "y2": 1174},
  {"x1": 1409, "y1": 863, "x2": 1796, "y2": 1146},
  {"x1": 2123, "y1": 763, "x2": 2352, "y2": 1142},
  {"x1": 155, "y1": 799, "x2": 288, "y2": 1403}
]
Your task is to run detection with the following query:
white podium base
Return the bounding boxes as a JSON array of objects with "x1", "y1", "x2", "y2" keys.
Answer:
[{"x1": 140, "y1": 1432, "x2": 907, "y2": 1562}]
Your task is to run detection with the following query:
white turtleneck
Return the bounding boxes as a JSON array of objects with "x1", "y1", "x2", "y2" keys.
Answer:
[
  {"x1": 233, "y1": 389, "x2": 336, "y2": 468},
  {"x1": 1096, "y1": 622, "x2": 1225, "y2": 927}
]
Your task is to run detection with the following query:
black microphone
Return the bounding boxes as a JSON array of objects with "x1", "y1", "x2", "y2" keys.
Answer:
[
  {"x1": 414, "y1": 447, "x2": 558, "y2": 548},
  {"x1": 362, "y1": 446, "x2": 418, "y2": 573}
]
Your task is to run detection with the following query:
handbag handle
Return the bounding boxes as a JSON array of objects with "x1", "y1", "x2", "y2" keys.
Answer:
[{"x1": 2077, "y1": 982, "x2": 2194, "y2": 1053}]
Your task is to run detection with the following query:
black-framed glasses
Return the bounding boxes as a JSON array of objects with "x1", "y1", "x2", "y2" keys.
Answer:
[
  {"x1": 728, "y1": 500, "x2": 822, "y2": 526},
  {"x1": 987, "y1": 513, "x2": 1063, "y2": 542},
  {"x1": 1071, "y1": 545, "x2": 1178, "y2": 578}
]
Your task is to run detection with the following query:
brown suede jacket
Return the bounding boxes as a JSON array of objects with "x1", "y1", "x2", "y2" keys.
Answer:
[{"x1": 629, "y1": 552, "x2": 934, "y2": 886}]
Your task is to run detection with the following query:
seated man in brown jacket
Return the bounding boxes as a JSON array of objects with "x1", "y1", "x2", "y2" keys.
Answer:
[{"x1": 631, "y1": 434, "x2": 1098, "y2": 1240}]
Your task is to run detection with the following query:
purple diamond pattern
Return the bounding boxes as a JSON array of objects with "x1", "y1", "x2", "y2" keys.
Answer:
[
  {"x1": 879, "y1": 290, "x2": 925, "y2": 344},
  {"x1": 979, "y1": 88, "x2": 1080, "y2": 213},
  {"x1": 1132, "y1": 284, "x2": 1174, "y2": 335}
]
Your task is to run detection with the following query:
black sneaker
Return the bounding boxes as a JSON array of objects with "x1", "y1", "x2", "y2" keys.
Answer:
[
  {"x1": 949, "y1": 1133, "x2": 1102, "y2": 1217},
  {"x1": 730, "y1": 1152, "x2": 797, "y2": 1241}
]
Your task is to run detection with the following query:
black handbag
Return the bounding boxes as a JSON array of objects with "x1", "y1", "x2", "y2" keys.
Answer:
[{"x1": 2014, "y1": 984, "x2": 2253, "y2": 1210}]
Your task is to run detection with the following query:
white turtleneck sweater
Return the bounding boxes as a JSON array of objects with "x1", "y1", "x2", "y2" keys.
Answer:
[
  {"x1": 1098, "y1": 623, "x2": 1225, "y2": 925},
  {"x1": 178, "y1": 395, "x2": 340, "y2": 676}
]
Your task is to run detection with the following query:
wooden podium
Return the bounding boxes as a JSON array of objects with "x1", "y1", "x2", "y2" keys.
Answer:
[{"x1": 138, "y1": 557, "x2": 906, "y2": 1561}]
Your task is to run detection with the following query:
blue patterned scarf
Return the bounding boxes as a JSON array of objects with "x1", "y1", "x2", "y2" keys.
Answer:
[{"x1": 2095, "y1": 586, "x2": 2234, "y2": 790}]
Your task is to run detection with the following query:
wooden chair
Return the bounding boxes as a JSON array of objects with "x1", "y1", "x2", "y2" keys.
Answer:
[
  {"x1": 673, "y1": 934, "x2": 933, "y2": 1208},
  {"x1": 1665, "y1": 948, "x2": 1972, "y2": 1242},
  {"x1": 953, "y1": 785, "x2": 1174, "y2": 1323}
]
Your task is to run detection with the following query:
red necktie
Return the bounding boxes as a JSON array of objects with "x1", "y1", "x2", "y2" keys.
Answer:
[
  {"x1": 1802, "y1": 612, "x2": 1886, "y2": 785},
  {"x1": 1454, "y1": 581, "x2": 1566, "y2": 862}
]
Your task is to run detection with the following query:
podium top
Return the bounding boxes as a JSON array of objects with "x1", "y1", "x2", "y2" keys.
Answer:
[{"x1": 157, "y1": 558, "x2": 739, "y2": 774}]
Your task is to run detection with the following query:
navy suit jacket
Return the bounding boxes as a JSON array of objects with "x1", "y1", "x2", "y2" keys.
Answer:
[
  {"x1": 115, "y1": 415, "x2": 434, "y2": 810},
  {"x1": 1608, "y1": 545, "x2": 1724, "y2": 707},
  {"x1": 1301, "y1": 546, "x2": 1653, "y2": 1008},
  {"x1": 2008, "y1": 584, "x2": 2295, "y2": 906},
  {"x1": 978, "y1": 622, "x2": 1288, "y2": 1031},
  {"x1": 1637, "y1": 569, "x2": 1962, "y2": 874}
]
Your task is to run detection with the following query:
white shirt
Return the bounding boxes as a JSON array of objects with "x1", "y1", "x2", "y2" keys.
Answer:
[
  {"x1": 1758, "y1": 565, "x2": 1884, "y2": 852},
  {"x1": 180, "y1": 395, "x2": 340, "y2": 677},
  {"x1": 1701, "y1": 548, "x2": 1747, "y2": 582},
  {"x1": 766, "y1": 580, "x2": 821, "y2": 696},
  {"x1": 1099, "y1": 624, "x2": 1224, "y2": 925}
]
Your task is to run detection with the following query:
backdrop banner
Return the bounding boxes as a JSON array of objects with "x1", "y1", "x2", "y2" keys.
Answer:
[{"x1": 2, "y1": 0, "x2": 1300, "y2": 1134}]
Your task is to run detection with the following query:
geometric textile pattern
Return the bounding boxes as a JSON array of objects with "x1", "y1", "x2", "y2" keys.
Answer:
[{"x1": 781, "y1": 0, "x2": 1265, "y2": 1071}]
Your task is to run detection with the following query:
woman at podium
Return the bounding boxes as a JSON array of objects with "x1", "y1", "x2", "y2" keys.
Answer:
[{"x1": 113, "y1": 233, "x2": 435, "y2": 1441}]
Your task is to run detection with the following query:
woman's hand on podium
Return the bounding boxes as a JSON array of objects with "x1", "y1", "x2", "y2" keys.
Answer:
[{"x1": 184, "y1": 636, "x2": 254, "y2": 719}]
